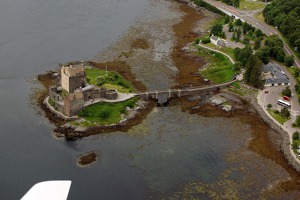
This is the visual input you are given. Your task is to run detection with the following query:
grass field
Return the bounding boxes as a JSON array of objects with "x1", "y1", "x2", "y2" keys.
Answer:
[
  {"x1": 77, "y1": 97, "x2": 138, "y2": 126},
  {"x1": 239, "y1": 0, "x2": 265, "y2": 10},
  {"x1": 85, "y1": 68, "x2": 136, "y2": 93},
  {"x1": 254, "y1": 11, "x2": 265, "y2": 23},
  {"x1": 198, "y1": 48, "x2": 238, "y2": 83},
  {"x1": 267, "y1": 109, "x2": 289, "y2": 125}
]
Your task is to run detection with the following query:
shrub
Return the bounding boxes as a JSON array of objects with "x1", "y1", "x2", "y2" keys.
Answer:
[
  {"x1": 295, "y1": 116, "x2": 300, "y2": 127},
  {"x1": 96, "y1": 76, "x2": 105, "y2": 86},
  {"x1": 274, "y1": 110, "x2": 280, "y2": 114},
  {"x1": 99, "y1": 110, "x2": 110, "y2": 119},
  {"x1": 267, "y1": 104, "x2": 272, "y2": 109},
  {"x1": 293, "y1": 131, "x2": 300, "y2": 141},
  {"x1": 48, "y1": 98, "x2": 55, "y2": 107},
  {"x1": 282, "y1": 86, "x2": 291, "y2": 97},
  {"x1": 195, "y1": 38, "x2": 200, "y2": 44},
  {"x1": 292, "y1": 140, "x2": 299, "y2": 149},
  {"x1": 78, "y1": 109, "x2": 89, "y2": 117},
  {"x1": 120, "y1": 107, "x2": 126, "y2": 114},
  {"x1": 202, "y1": 37, "x2": 211, "y2": 44},
  {"x1": 280, "y1": 107, "x2": 290, "y2": 118}
]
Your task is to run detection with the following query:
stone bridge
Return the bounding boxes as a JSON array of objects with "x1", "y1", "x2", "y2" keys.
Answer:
[{"x1": 135, "y1": 79, "x2": 237, "y2": 103}]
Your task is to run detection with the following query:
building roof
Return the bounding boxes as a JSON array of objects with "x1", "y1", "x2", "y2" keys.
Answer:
[
  {"x1": 61, "y1": 65, "x2": 84, "y2": 77},
  {"x1": 217, "y1": 40, "x2": 225, "y2": 46},
  {"x1": 263, "y1": 63, "x2": 290, "y2": 85},
  {"x1": 210, "y1": 35, "x2": 218, "y2": 41}
]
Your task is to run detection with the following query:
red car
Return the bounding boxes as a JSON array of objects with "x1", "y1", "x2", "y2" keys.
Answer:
[{"x1": 283, "y1": 96, "x2": 290, "y2": 101}]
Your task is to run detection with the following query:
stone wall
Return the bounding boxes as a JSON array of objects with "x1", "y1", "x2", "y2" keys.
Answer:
[{"x1": 245, "y1": 94, "x2": 300, "y2": 172}]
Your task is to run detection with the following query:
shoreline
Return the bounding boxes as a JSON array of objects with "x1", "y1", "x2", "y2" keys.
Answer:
[{"x1": 32, "y1": 0, "x2": 300, "y2": 185}]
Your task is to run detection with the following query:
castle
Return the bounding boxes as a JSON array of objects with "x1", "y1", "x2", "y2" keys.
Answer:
[{"x1": 48, "y1": 63, "x2": 118, "y2": 117}]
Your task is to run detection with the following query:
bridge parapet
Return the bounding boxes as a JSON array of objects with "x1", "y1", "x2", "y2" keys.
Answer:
[{"x1": 136, "y1": 79, "x2": 237, "y2": 100}]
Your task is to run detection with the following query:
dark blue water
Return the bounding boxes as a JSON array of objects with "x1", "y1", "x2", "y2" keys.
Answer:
[{"x1": 0, "y1": 0, "x2": 296, "y2": 199}]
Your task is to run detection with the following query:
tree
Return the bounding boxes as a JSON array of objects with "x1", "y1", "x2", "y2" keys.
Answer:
[
  {"x1": 232, "y1": 31, "x2": 236, "y2": 40},
  {"x1": 243, "y1": 37, "x2": 250, "y2": 44},
  {"x1": 228, "y1": 22, "x2": 234, "y2": 32},
  {"x1": 244, "y1": 55, "x2": 263, "y2": 88},
  {"x1": 282, "y1": 86, "x2": 292, "y2": 97},
  {"x1": 235, "y1": 19, "x2": 242, "y2": 26},
  {"x1": 255, "y1": 29, "x2": 263, "y2": 37},
  {"x1": 234, "y1": 61, "x2": 243, "y2": 70},
  {"x1": 254, "y1": 38, "x2": 262, "y2": 50},
  {"x1": 258, "y1": 46, "x2": 271, "y2": 64},
  {"x1": 224, "y1": 15, "x2": 230, "y2": 24},
  {"x1": 295, "y1": 68, "x2": 300, "y2": 77},
  {"x1": 267, "y1": 104, "x2": 272, "y2": 109},
  {"x1": 235, "y1": 47, "x2": 252, "y2": 66},
  {"x1": 280, "y1": 107, "x2": 290, "y2": 118},
  {"x1": 236, "y1": 28, "x2": 242, "y2": 42},
  {"x1": 284, "y1": 55, "x2": 294, "y2": 67},
  {"x1": 211, "y1": 24, "x2": 223, "y2": 36},
  {"x1": 263, "y1": 0, "x2": 300, "y2": 54}
]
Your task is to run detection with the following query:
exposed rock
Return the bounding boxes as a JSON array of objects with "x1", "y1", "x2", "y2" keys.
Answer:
[
  {"x1": 222, "y1": 105, "x2": 232, "y2": 112},
  {"x1": 77, "y1": 151, "x2": 100, "y2": 167},
  {"x1": 210, "y1": 95, "x2": 227, "y2": 106}
]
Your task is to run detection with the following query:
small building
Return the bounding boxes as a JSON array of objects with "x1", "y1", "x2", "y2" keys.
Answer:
[
  {"x1": 210, "y1": 35, "x2": 226, "y2": 47},
  {"x1": 263, "y1": 63, "x2": 291, "y2": 87}
]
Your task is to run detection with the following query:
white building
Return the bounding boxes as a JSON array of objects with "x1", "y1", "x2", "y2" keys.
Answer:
[{"x1": 210, "y1": 35, "x2": 226, "y2": 47}]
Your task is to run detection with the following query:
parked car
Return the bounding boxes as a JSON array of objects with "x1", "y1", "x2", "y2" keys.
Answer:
[{"x1": 283, "y1": 96, "x2": 290, "y2": 101}]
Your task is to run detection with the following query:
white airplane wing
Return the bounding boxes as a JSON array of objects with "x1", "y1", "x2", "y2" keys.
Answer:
[{"x1": 21, "y1": 180, "x2": 71, "y2": 200}]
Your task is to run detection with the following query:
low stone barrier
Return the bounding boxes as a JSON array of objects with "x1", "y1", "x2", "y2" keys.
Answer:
[
  {"x1": 247, "y1": 95, "x2": 300, "y2": 172},
  {"x1": 44, "y1": 97, "x2": 78, "y2": 121}
]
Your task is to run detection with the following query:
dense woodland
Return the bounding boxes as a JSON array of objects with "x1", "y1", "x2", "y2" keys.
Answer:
[{"x1": 263, "y1": 0, "x2": 300, "y2": 53}]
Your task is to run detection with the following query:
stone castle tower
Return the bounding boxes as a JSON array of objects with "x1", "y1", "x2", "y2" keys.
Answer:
[{"x1": 61, "y1": 65, "x2": 86, "y2": 92}]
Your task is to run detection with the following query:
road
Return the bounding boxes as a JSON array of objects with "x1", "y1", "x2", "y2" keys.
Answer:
[{"x1": 202, "y1": 0, "x2": 300, "y2": 68}]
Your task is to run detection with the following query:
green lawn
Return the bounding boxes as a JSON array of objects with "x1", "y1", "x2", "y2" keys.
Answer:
[
  {"x1": 239, "y1": 0, "x2": 265, "y2": 10},
  {"x1": 77, "y1": 97, "x2": 138, "y2": 126},
  {"x1": 198, "y1": 48, "x2": 238, "y2": 83},
  {"x1": 267, "y1": 109, "x2": 289, "y2": 125},
  {"x1": 85, "y1": 68, "x2": 136, "y2": 93},
  {"x1": 254, "y1": 12, "x2": 265, "y2": 24}
]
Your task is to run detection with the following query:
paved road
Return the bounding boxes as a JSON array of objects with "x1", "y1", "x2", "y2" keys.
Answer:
[{"x1": 202, "y1": 0, "x2": 300, "y2": 68}]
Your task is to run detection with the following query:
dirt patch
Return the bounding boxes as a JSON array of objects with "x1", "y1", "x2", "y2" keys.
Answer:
[
  {"x1": 131, "y1": 38, "x2": 150, "y2": 50},
  {"x1": 172, "y1": 1, "x2": 215, "y2": 88}
]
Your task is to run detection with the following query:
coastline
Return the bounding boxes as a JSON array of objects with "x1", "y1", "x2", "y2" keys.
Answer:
[{"x1": 32, "y1": 0, "x2": 300, "y2": 184}]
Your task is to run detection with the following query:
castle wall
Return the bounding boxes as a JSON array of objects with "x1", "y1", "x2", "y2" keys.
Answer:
[
  {"x1": 68, "y1": 74, "x2": 85, "y2": 93},
  {"x1": 64, "y1": 94, "x2": 84, "y2": 117},
  {"x1": 106, "y1": 90, "x2": 118, "y2": 100},
  {"x1": 49, "y1": 87, "x2": 61, "y2": 102}
]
